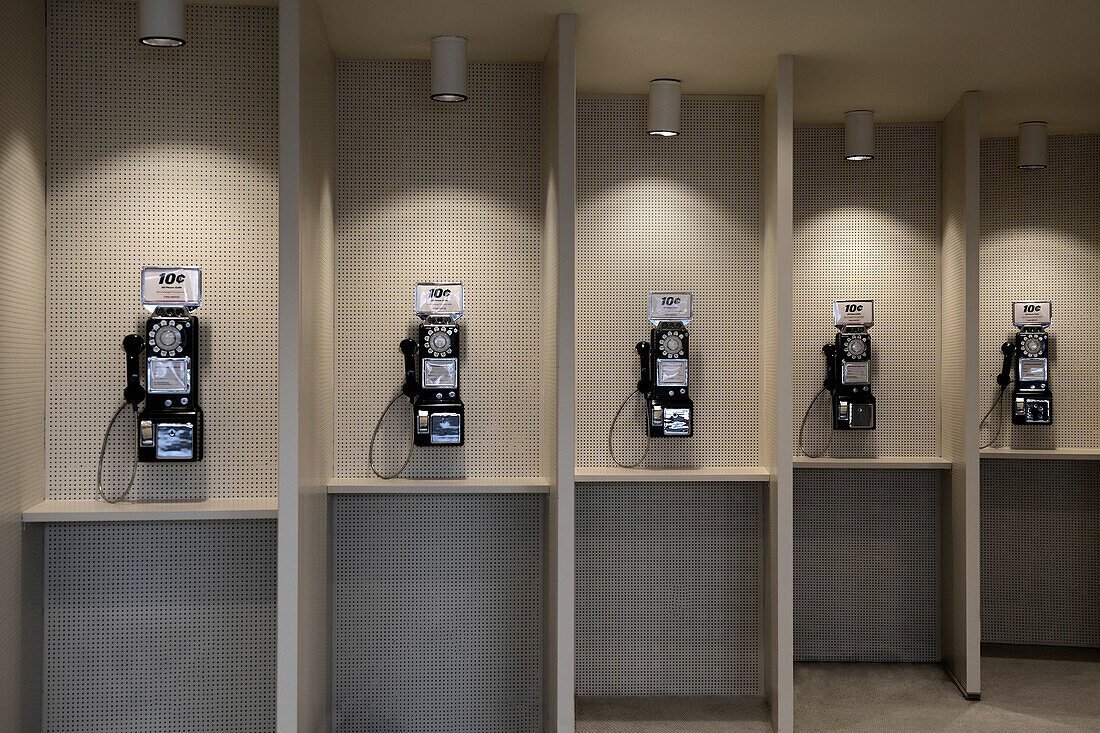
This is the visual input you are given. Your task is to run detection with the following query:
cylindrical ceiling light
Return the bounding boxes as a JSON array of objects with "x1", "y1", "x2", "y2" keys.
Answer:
[
  {"x1": 1018, "y1": 121, "x2": 1048, "y2": 169},
  {"x1": 138, "y1": 0, "x2": 185, "y2": 47},
  {"x1": 844, "y1": 110, "x2": 874, "y2": 160},
  {"x1": 431, "y1": 36, "x2": 468, "y2": 102},
  {"x1": 647, "y1": 79, "x2": 681, "y2": 136}
]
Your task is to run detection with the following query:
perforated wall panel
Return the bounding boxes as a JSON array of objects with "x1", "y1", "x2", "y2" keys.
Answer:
[
  {"x1": 980, "y1": 459, "x2": 1099, "y2": 647},
  {"x1": 47, "y1": 0, "x2": 279, "y2": 500},
  {"x1": 335, "y1": 61, "x2": 543, "y2": 479},
  {"x1": 793, "y1": 469, "x2": 939, "y2": 662},
  {"x1": 576, "y1": 96, "x2": 761, "y2": 470},
  {"x1": 979, "y1": 135, "x2": 1100, "y2": 449},
  {"x1": 575, "y1": 482, "x2": 763, "y2": 695},
  {"x1": 332, "y1": 495, "x2": 544, "y2": 732},
  {"x1": 44, "y1": 521, "x2": 277, "y2": 732},
  {"x1": 793, "y1": 124, "x2": 939, "y2": 457}
]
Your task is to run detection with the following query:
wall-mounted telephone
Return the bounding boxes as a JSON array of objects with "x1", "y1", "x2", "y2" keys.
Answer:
[
  {"x1": 99, "y1": 267, "x2": 204, "y2": 502},
  {"x1": 1010, "y1": 301, "x2": 1052, "y2": 425},
  {"x1": 824, "y1": 300, "x2": 875, "y2": 430},
  {"x1": 799, "y1": 300, "x2": 874, "y2": 457},
  {"x1": 609, "y1": 292, "x2": 693, "y2": 467},
  {"x1": 983, "y1": 301, "x2": 1052, "y2": 445},
  {"x1": 370, "y1": 283, "x2": 465, "y2": 479}
]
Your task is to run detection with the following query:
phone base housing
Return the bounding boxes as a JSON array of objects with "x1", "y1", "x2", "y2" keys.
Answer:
[
  {"x1": 137, "y1": 407, "x2": 204, "y2": 462},
  {"x1": 413, "y1": 400, "x2": 464, "y2": 446},
  {"x1": 831, "y1": 392, "x2": 875, "y2": 430},
  {"x1": 1011, "y1": 389, "x2": 1052, "y2": 425},
  {"x1": 647, "y1": 395, "x2": 693, "y2": 437}
]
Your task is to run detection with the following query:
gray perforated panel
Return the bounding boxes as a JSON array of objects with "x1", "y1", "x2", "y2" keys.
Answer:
[
  {"x1": 576, "y1": 96, "x2": 761, "y2": 470},
  {"x1": 47, "y1": 0, "x2": 279, "y2": 500},
  {"x1": 793, "y1": 469, "x2": 939, "y2": 662},
  {"x1": 980, "y1": 459, "x2": 1100, "y2": 647},
  {"x1": 335, "y1": 61, "x2": 543, "y2": 479},
  {"x1": 793, "y1": 124, "x2": 939, "y2": 457},
  {"x1": 44, "y1": 521, "x2": 277, "y2": 732},
  {"x1": 575, "y1": 482, "x2": 763, "y2": 695},
  {"x1": 332, "y1": 495, "x2": 544, "y2": 731},
  {"x1": 979, "y1": 135, "x2": 1100, "y2": 449}
]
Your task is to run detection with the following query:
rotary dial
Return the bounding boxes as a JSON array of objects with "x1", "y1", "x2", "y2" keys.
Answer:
[
  {"x1": 151, "y1": 322, "x2": 183, "y2": 353},
  {"x1": 1021, "y1": 336, "x2": 1043, "y2": 356},
  {"x1": 844, "y1": 336, "x2": 867, "y2": 358},
  {"x1": 659, "y1": 332, "x2": 684, "y2": 357},
  {"x1": 425, "y1": 328, "x2": 453, "y2": 355}
]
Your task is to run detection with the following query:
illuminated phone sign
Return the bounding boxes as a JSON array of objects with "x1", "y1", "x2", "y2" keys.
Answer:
[
  {"x1": 649, "y1": 292, "x2": 693, "y2": 324},
  {"x1": 142, "y1": 267, "x2": 202, "y2": 311},
  {"x1": 834, "y1": 300, "x2": 873, "y2": 328},
  {"x1": 415, "y1": 282, "x2": 463, "y2": 317},
  {"x1": 1013, "y1": 301, "x2": 1051, "y2": 327}
]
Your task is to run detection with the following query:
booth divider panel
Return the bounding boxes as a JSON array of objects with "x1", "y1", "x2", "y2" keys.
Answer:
[
  {"x1": 575, "y1": 481, "x2": 763, "y2": 695},
  {"x1": 332, "y1": 494, "x2": 544, "y2": 732},
  {"x1": 793, "y1": 124, "x2": 940, "y2": 458},
  {"x1": 334, "y1": 61, "x2": 544, "y2": 479},
  {"x1": 44, "y1": 521, "x2": 277, "y2": 732},
  {"x1": 575, "y1": 96, "x2": 762, "y2": 471},
  {"x1": 793, "y1": 469, "x2": 939, "y2": 661},
  {"x1": 46, "y1": 1, "x2": 279, "y2": 500},
  {"x1": 978, "y1": 135, "x2": 1100, "y2": 450}
]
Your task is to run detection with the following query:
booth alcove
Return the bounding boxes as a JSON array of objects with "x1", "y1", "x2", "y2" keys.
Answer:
[
  {"x1": 12, "y1": 1, "x2": 282, "y2": 730},
  {"x1": 790, "y1": 92, "x2": 983, "y2": 724},
  {"x1": 976, "y1": 129, "x2": 1100, "y2": 722}
]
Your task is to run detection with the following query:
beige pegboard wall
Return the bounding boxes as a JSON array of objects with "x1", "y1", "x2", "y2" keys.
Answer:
[
  {"x1": 793, "y1": 124, "x2": 940, "y2": 457},
  {"x1": 46, "y1": 0, "x2": 279, "y2": 500},
  {"x1": 979, "y1": 135, "x2": 1100, "y2": 449},
  {"x1": 335, "y1": 61, "x2": 543, "y2": 479},
  {"x1": 576, "y1": 96, "x2": 761, "y2": 469}
]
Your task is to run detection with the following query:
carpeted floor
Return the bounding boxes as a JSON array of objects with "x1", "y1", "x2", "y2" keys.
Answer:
[
  {"x1": 794, "y1": 646, "x2": 1100, "y2": 732},
  {"x1": 576, "y1": 646, "x2": 1100, "y2": 731},
  {"x1": 575, "y1": 695, "x2": 772, "y2": 732}
]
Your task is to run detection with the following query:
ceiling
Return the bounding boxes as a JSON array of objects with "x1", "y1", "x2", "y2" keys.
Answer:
[{"x1": 313, "y1": 0, "x2": 1100, "y2": 136}]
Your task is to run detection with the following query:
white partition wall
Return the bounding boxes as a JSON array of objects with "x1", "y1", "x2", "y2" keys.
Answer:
[
  {"x1": 0, "y1": 0, "x2": 46, "y2": 730},
  {"x1": 543, "y1": 14, "x2": 578, "y2": 732},
  {"x1": 762, "y1": 56, "x2": 795, "y2": 732},
  {"x1": 277, "y1": 0, "x2": 336, "y2": 728},
  {"x1": 940, "y1": 91, "x2": 982, "y2": 698}
]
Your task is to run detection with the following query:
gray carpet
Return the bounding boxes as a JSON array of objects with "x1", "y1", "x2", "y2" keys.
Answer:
[
  {"x1": 576, "y1": 647, "x2": 1100, "y2": 731},
  {"x1": 795, "y1": 646, "x2": 1100, "y2": 731},
  {"x1": 576, "y1": 695, "x2": 772, "y2": 732}
]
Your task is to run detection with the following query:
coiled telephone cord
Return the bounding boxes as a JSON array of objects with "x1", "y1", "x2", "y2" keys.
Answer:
[
  {"x1": 798, "y1": 385, "x2": 833, "y2": 459},
  {"x1": 369, "y1": 392, "x2": 414, "y2": 479},
  {"x1": 609, "y1": 388, "x2": 651, "y2": 468},
  {"x1": 96, "y1": 401, "x2": 139, "y2": 504},
  {"x1": 979, "y1": 385, "x2": 1008, "y2": 450}
]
